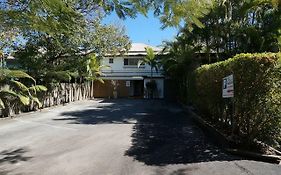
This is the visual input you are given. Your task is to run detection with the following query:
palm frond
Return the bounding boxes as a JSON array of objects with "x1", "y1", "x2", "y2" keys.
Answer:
[
  {"x1": 138, "y1": 60, "x2": 145, "y2": 68},
  {"x1": 98, "y1": 65, "x2": 111, "y2": 70},
  {"x1": 0, "y1": 90, "x2": 30, "y2": 106},
  {"x1": 96, "y1": 78, "x2": 105, "y2": 84},
  {"x1": 31, "y1": 96, "x2": 42, "y2": 108},
  {"x1": 17, "y1": 94, "x2": 30, "y2": 106},
  {"x1": 145, "y1": 47, "x2": 155, "y2": 60},
  {"x1": 0, "y1": 89, "x2": 19, "y2": 98},
  {"x1": 68, "y1": 71, "x2": 79, "y2": 79},
  {"x1": 10, "y1": 80, "x2": 29, "y2": 92},
  {"x1": 29, "y1": 85, "x2": 48, "y2": 93},
  {"x1": 8, "y1": 70, "x2": 36, "y2": 82},
  {"x1": 45, "y1": 71, "x2": 71, "y2": 82},
  {"x1": 0, "y1": 98, "x2": 4, "y2": 109}
]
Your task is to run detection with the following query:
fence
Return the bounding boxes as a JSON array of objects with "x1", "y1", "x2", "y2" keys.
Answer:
[{"x1": 0, "y1": 82, "x2": 95, "y2": 117}]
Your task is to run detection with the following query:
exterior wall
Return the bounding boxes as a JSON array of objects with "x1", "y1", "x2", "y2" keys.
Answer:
[
  {"x1": 93, "y1": 80, "x2": 134, "y2": 98},
  {"x1": 93, "y1": 80, "x2": 114, "y2": 98},
  {"x1": 99, "y1": 51, "x2": 165, "y2": 99},
  {"x1": 101, "y1": 56, "x2": 163, "y2": 78},
  {"x1": 144, "y1": 78, "x2": 164, "y2": 99}
]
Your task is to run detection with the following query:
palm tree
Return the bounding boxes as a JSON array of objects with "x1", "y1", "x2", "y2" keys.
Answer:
[
  {"x1": 138, "y1": 47, "x2": 160, "y2": 78},
  {"x1": 85, "y1": 54, "x2": 110, "y2": 98},
  {"x1": 86, "y1": 55, "x2": 110, "y2": 83},
  {"x1": 138, "y1": 47, "x2": 161, "y2": 99},
  {"x1": 0, "y1": 69, "x2": 47, "y2": 117}
]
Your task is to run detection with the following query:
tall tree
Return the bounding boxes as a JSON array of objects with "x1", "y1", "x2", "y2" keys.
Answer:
[
  {"x1": 161, "y1": 0, "x2": 281, "y2": 103},
  {"x1": 138, "y1": 47, "x2": 160, "y2": 78},
  {"x1": 0, "y1": 0, "x2": 135, "y2": 58},
  {"x1": 0, "y1": 0, "x2": 136, "y2": 36},
  {"x1": 169, "y1": 0, "x2": 281, "y2": 61},
  {"x1": 130, "y1": 0, "x2": 215, "y2": 30},
  {"x1": 14, "y1": 17, "x2": 130, "y2": 78}
]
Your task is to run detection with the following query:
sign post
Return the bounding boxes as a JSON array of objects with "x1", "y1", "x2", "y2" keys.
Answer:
[
  {"x1": 222, "y1": 74, "x2": 234, "y2": 98},
  {"x1": 222, "y1": 74, "x2": 235, "y2": 133}
]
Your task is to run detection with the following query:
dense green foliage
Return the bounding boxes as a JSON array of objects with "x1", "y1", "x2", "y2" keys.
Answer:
[
  {"x1": 162, "y1": 0, "x2": 281, "y2": 104},
  {"x1": 194, "y1": 53, "x2": 281, "y2": 146},
  {"x1": 163, "y1": 0, "x2": 281, "y2": 68},
  {"x1": 1, "y1": 0, "x2": 131, "y2": 86},
  {"x1": 138, "y1": 47, "x2": 160, "y2": 78},
  {"x1": 1, "y1": 0, "x2": 132, "y2": 63},
  {"x1": 0, "y1": 0, "x2": 135, "y2": 117},
  {"x1": 0, "y1": 68, "x2": 47, "y2": 116},
  {"x1": 13, "y1": 19, "x2": 130, "y2": 79},
  {"x1": 0, "y1": 0, "x2": 136, "y2": 35},
  {"x1": 130, "y1": 0, "x2": 214, "y2": 29}
]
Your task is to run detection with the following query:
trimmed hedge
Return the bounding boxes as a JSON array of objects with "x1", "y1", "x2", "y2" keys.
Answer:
[{"x1": 194, "y1": 53, "x2": 281, "y2": 146}]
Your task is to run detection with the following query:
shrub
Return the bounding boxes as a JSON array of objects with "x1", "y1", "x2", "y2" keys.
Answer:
[{"x1": 194, "y1": 53, "x2": 281, "y2": 146}]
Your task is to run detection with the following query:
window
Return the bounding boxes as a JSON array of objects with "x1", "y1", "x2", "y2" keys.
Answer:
[
  {"x1": 128, "y1": 59, "x2": 139, "y2": 65},
  {"x1": 109, "y1": 58, "x2": 114, "y2": 64},
  {"x1": 124, "y1": 58, "x2": 144, "y2": 66},
  {"x1": 124, "y1": 58, "x2": 128, "y2": 65}
]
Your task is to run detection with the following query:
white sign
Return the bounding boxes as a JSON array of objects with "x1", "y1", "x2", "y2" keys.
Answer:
[
  {"x1": 126, "y1": 81, "x2": 131, "y2": 87},
  {"x1": 222, "y1": 74, "x2": 234, "y2": 98}
]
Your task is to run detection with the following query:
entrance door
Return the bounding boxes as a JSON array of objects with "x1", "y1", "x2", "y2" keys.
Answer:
[{"x1": 133, "y1": 80, "x2": 144, "y2": 97}]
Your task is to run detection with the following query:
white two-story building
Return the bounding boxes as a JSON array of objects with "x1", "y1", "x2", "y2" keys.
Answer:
[{"x1": 93, "y1": 43, "x2": 165, "y2": 99}]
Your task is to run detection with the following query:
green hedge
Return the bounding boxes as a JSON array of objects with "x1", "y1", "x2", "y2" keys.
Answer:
[{"x1": 194, "y1": 53, "x2": 281, "y2": 145}]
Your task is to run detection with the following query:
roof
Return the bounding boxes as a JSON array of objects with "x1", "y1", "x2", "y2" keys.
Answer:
[
  {"x1": 129, "y1": 43, "x2": 163, "y2": 53},
  {"x1": 125, "y1": 43, "x2": 163, "y2": 56},
  {"x1": 105, "y1": 43, "x2": 165, "y2": 57}
]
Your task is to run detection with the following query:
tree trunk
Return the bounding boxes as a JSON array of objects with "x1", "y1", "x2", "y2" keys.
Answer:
[{"x1": 91, "y1": 80, "x2": 94, "y2": 98}]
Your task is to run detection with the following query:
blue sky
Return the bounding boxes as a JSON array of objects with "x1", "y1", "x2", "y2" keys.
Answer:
[{"x1": 103, "y1": 12, "x2": 178, "y2": 47}]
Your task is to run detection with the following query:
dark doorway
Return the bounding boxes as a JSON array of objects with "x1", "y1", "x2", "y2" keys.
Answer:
[{"x1": 133, "y1": 80, "x2": 144, "y2": 97}]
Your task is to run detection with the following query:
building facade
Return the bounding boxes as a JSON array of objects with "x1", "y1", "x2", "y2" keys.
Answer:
[{"x1": 93, "y1": 43, "x2": 165, "y2": 99}]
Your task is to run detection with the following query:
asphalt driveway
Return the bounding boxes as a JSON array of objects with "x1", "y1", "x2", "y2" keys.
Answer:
[{"x1": 0, "y1": 99, "x2": 280, "y2": 175}]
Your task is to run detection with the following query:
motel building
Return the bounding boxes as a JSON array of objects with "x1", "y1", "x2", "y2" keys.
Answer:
[{"x1": 93, "y1": 43, "x2": 165, "y2": 99}]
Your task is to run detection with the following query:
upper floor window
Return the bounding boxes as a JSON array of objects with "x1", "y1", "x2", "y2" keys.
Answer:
[
  {"x1": 124, "y1": 58, "x2": 128, "y2": 65},
  {"x1": 109, "y1": 58, "x2": 114, "y2": 64},
  {"x1": 124, "y1": 58, "x2": 144, "y2": 66}
]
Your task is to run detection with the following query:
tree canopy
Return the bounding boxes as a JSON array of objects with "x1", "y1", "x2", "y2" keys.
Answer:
[
  {"x1": 0, "y1": 0, "x2": 134, "y2": 82},
  {"x1": 163, "y1": 0, "x2": 281, "y2": 64},
  {"x1": 0, "y1": 0, "x2": 136, "y2": 57}
]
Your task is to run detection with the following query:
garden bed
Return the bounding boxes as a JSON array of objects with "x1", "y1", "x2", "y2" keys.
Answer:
[{"x1": 183, "y1": 105, "x2": 281, "y2": 164}]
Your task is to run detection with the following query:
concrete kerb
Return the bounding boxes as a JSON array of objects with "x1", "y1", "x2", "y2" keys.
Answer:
[{"x1": 181, "y1": 104, "x2": 281, "y2": 164}]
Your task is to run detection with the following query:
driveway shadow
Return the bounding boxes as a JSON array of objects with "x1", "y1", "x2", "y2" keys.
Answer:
[
  {"x1": 55, "y1": 99, "x2": 240, "y2": 165},
  {"x1": 125, "y1": 107, "x2": 240, "y2": 165},
  {"x1": 55, "y1": 99, "x2": 152, "y2": 125},
  {"x1": 0, "y1": 148, "x2": 32, "y2": 165}
]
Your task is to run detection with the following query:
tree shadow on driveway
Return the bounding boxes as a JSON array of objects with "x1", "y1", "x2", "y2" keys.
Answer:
[
  {"x1": 0, "y1": 148, "x2": 32, "y2": 165},
  {"x1": 125, "y1": 108, "x2": 241, "y2": 166},
  {"x1": 55, "y1": 99, "x2": 240, "y2": 165},
  {"x1": 55, "y1": 99, "x2": 152, "y2": 125},
  {"x1": 0, "y1": 148, "x2": 31, "y2": 175}
]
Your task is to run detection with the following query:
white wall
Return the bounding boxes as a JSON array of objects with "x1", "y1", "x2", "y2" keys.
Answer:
[{"x1": 101, "y1": 57, "x2": 163, "y2": 78}]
